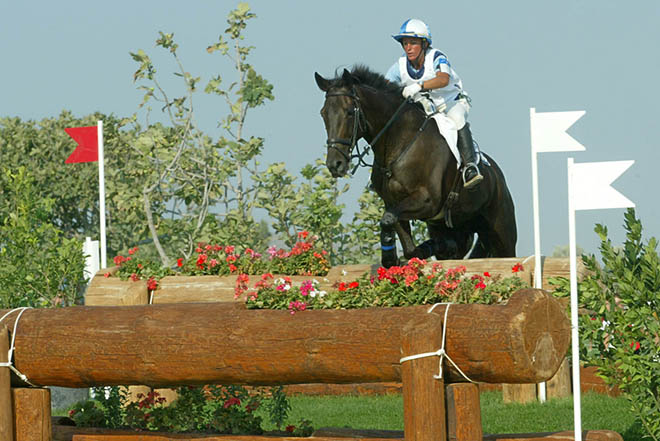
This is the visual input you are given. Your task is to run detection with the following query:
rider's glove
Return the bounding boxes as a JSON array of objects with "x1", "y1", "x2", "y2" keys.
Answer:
[{"x1": 402, "y1": 82, "x2": 423, "y2": 99}]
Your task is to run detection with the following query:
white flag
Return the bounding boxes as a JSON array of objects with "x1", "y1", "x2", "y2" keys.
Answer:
[
  {"x1": 568, "y1": 158, "x2": 635, "y2": 211},
  {"x1": 530, "y1": 108, "x2": 586, "y2": 153}
]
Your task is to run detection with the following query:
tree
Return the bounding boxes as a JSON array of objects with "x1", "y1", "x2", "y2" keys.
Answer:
[
  {"x1": 126, "y1": 3, "x2": 274, "y2": 265},
  {"x1": 0, "y1": 167, "x2": 86, "y2": 308}
]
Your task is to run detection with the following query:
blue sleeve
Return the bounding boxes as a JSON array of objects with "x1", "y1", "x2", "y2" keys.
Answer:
[
  {"x1": 433, "y1": 51, "x2": 451, "y2": 73},
  {"x1": 384, "y1": 62, "x2": 401, "y2": 84}
]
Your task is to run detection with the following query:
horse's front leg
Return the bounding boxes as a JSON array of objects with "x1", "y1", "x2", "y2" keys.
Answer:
[
  {"x1": 381, "y1": 198, "x2": 435, "y2": 261},
  {"x1": 379, "y1": 221, "x2": 399, "y2": 268}
]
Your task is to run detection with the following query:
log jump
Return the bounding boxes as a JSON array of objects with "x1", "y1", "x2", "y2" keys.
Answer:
[{"x1": 1, "y1": 288, "x2": 569, "y2": 389}]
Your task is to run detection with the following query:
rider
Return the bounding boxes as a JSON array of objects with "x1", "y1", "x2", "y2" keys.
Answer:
[{"x1": 384, "y1": 18, "x2": 483, "y2": 189}]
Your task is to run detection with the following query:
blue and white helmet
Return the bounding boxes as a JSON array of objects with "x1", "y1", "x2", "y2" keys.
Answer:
[{"x1": 392, "y1": 19, "x2": 432, "y2": 46}]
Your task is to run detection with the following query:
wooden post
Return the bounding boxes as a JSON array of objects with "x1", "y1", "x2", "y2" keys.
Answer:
[
  {"x1": 402, "y1": 314, "x2": 446, "y2": 441},
  {"x1": 12, "y1": 388, "x2": 51, "y2": 441},
  {"x1": 446, "y1": 383, "x2": 482, "y2": 441},
  {"x1": 0, "y1": 326, "x2": 14, "y2": 441},
  {"x1": 502, "y1": 383, "x2": 537, "y2": 403},
  {"x1": 546, "y1": 358, "x2": 571, "y2": 399}
]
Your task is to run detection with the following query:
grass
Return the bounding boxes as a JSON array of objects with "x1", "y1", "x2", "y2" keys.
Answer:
[{"x1": 277, "y1": 391, "x2": 646, "y2": 441}]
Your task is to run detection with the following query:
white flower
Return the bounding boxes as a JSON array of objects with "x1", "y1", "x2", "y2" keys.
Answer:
[{"x1": 341, "y1": 269, "x2": 347, "y2": 276}]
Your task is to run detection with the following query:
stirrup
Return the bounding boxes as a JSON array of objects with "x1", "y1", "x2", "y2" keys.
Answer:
[{"x1": 462, "y1": 163, "x2": 483, "y2": 189}]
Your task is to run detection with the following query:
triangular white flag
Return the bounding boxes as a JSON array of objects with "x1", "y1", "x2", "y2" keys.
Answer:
[
  {"x1": 530, "y1": 108, "x2": 586, "y2": 153},
  {"x1": 568, "y1": 159, "x2": 635, "y2": 211}
]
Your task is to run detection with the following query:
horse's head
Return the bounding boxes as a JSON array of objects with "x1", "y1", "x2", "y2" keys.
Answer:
[{"x1": 315, "y1": 69, "x2": 364, "y2": 178}]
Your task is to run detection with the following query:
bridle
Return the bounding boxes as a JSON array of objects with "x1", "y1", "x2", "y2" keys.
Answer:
[
  {"x1": 323, "y1": 87, "x2": 372, "y2": 171},
  {"x1": 324, "y1": 86, "x2": 410, "y2": 174}
]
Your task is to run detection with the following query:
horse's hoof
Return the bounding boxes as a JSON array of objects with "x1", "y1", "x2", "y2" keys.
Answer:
[{"x1": 380, "y1": 211, "x2": 397, "y2": 227}]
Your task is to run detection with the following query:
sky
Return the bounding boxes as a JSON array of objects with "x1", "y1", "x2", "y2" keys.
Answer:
[{"x1": 2, "y1": 0, "x2": 659, "y2": 258}]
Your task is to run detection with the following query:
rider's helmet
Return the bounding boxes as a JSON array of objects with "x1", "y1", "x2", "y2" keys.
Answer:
[{"x1": 392, "y1": 19, "x2": 432, "y2": 46}]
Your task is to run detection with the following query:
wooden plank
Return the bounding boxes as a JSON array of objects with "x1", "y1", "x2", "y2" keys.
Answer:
[
  {"x1": 402, "y1": 316, "x2": 445, "y2": 441},
  {"x1": 85, "y1": 275, "x2": 148, "y2": 307},
  {"x1": 0, "y1": 326, "x2": 13, "y2": 441},
  {"x1": 446, "y1": 383, "x2": 481, "y2": 441},
  {"x1": 546, "y1": 358, "x2": 571, "y2": 399},
  {"x1": 1, "y1": 289, "x2": 569, "y2": 388},
  {"x1": 530, "y1": 257, "x2": 588, "y2": 291},
  {"x1": 501, "y1": 384, "x2": 536, "y2": 404},
  {"x1": 12, "y1": 387, "x2": 51, "y2": 441}
]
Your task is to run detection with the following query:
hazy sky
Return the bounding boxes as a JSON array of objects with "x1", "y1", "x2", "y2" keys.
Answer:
[{"x1": 2, "y1": 1, "x2": 658, "y2": 258}]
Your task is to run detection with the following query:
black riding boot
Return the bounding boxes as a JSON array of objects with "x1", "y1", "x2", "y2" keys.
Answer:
[{"x1": 457, "y1": 122, "x2": 483, "y2": 189}]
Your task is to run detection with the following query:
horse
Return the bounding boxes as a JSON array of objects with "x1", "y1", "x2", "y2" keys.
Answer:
[{"x1": 314, "y1": 65, "x2": 517, "y2": 268}]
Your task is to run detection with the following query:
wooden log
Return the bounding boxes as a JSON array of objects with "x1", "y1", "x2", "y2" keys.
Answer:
[
  {"x1": 446, "y1": 383, "x2": 481, "y2": 441},
  {"x1": 3, "y1": 289, "x2": 569, "y2": 388},
  {"x1": 483, "y1": 430, "x2": 623, "y2": 441},
  {"x1": 60, "y1": 430, "x2": 624, "y2": 441},
  {"x1": 12, "y1": 387, "x2": 51, "y2": 441},
  {"x1": 402, "y1": 317, "x2": 445, "y2": 441},
  {"x1": 0, "y1": 326, "x2": 13, "y2": 441}
]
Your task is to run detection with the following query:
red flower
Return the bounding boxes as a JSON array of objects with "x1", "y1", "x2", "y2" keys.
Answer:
[
  {"x1": 348, "y1": 281, "x2": 359, "y2": 289},
  {"x1": 229, "y1": 264, "x2": 238, "y2": 272},
  {"x1": 177, "y1": 258, "x2": 184, "y2": 267},
  {"x1": 298, "y1": 230, "x2": 309, "y2": 239},
  {"x1": 483, "y1": 272, "x2": 491, "y2": 278},
  {"x1": 338, "y1": 282, "x2": 347, "y2": 292},
  {"x1": 103, "y1": 272, "x2": 111, "y2": 278},
  {"x1": 512, "y1": 263, "x2": 524, "y2": 273},
  {"x1": 223, "y1": 397, "x2": 241, "y2": 409},
  {"x1": 147, "y1": 277, "x2": 158, "y2": 291},
  {"x1": 286, "y1": 425, "x2": 296, "y2": 433},
  {"x1": 130, "y1": 273, "x2": 139, "y2": 282},
  {"x1": 128, "y1": 247, "x2": 138, "y2": 255},
  {"x1": 630, "y1": 341, "x2": 641, "y2": 352},
  {"x1": 475, "y1": 281, "x2": 486, "y2": 290}
]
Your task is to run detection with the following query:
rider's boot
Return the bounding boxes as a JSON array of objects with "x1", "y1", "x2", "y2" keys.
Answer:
[{"x1": 457, "y1": 122, "x2": 483, "y2": 189}]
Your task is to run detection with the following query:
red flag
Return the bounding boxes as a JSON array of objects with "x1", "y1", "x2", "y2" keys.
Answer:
[{"x1": 65, "y1": 126, "x2": 98, "y2": 163}]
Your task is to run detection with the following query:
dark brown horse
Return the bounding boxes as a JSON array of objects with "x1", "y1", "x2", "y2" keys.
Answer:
[{"x1": 315, "y1": 65, "x2": 517, "y2": 267}]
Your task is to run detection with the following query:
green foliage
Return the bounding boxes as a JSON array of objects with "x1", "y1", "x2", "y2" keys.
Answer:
[
  {"x1": 576, "y1": 208, "x2": 660, "y2": 441},
  {"x1": 0, "y1": 167, "x2": 87, "y2": 308},
  {"x1": 69, "y1": 384, "x2": 303, "y2": 436}
]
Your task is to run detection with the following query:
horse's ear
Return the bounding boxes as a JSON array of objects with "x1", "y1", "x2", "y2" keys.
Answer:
[
  {"x1": 341, "y1": 69, "x2": 356, "y2": 86},
  {"x1": 315, "y1": 72, "x2": 331, "y2": 92}
]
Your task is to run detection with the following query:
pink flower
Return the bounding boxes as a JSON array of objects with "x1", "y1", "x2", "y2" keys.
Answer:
[
  {"x1": 130, "y1": 273, "x2": 139, "y2": 282},
  {"x1": 224, "y1": 245, "x2": 235, "y2": 255},
  {"x1": 267, "y1": 245, "x2": 277, "y2": 259}
]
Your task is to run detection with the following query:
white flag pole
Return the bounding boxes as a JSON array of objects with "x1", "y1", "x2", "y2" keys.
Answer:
[
  {"x1": 529, "y1": 108, "x2": 546, "y2": 402},
  {"x1": 98, "y1": 120, "x2": 107, "y2": 269},
  {"x1": 567, "y1": 158, "x2": 582, "y2": 441}
]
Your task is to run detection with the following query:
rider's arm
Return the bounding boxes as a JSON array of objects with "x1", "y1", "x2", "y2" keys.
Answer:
[{"x1": 420, "y1": 51, "x2": 451, "y2": 90}]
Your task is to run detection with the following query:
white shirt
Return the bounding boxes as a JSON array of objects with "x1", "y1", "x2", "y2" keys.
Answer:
[{"x1": 385, "y1": 48, "x2": 466, "y2": 111}]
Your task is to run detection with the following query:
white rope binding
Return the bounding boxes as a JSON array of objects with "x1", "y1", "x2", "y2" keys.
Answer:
[
  {"x1": 399, "y1": 303, "x2": 475, "y2": 382},
  {"x1": 0, "y1": 307, "x2": 37, "y2": 386}
]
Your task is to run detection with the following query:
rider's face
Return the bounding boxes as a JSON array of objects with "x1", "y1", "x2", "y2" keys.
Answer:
[{"x1": 401, "y1": 37, "x2": 424, "y2": 65}]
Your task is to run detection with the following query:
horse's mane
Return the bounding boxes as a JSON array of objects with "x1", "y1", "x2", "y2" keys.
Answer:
[{"x1": 331, "y1": 64, "x2": 402, "y2": 95}]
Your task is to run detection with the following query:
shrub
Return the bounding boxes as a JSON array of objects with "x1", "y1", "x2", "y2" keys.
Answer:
[{"x1": 570, "y1": 209, "x2": 660, "y2": 441}]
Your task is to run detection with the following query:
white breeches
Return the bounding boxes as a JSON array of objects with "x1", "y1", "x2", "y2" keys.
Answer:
[{"x1": 445, "y1": 98, "x2": 470, "y2": 131}]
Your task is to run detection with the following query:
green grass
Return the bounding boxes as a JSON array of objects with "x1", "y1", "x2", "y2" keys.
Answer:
[{"x1": 277, "y1": 391, "x2": 645, "y2": 441}]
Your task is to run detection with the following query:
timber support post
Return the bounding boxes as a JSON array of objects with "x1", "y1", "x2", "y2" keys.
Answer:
[
  {"x1": 12, "y1": 387, "x2": 51, "y2": 441},
  {"x1": 0, "y1": 326, "x2": 13, "y2": 441},
  {"x1": 402, "y1": 314, "x2": 446, "y2": 441},
  {"x1": 446, "y1": 383, "x2": 482, "y2": 441}
]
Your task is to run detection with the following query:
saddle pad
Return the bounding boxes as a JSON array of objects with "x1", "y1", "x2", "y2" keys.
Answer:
[{"x1": 430, "y1": 114, "x2": 489, "y2": 168}]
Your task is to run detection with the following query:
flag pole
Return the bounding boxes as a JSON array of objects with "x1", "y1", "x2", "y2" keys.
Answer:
[
  {"x1": 98, "y1": 120, "x2": 107, "y2": 268},
  {"x1": 567, "y1": 157, "x2": 582, "y2": 441},
  {"x1": 530, "y1": 107, "x2": 546, "y2": 402}
]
